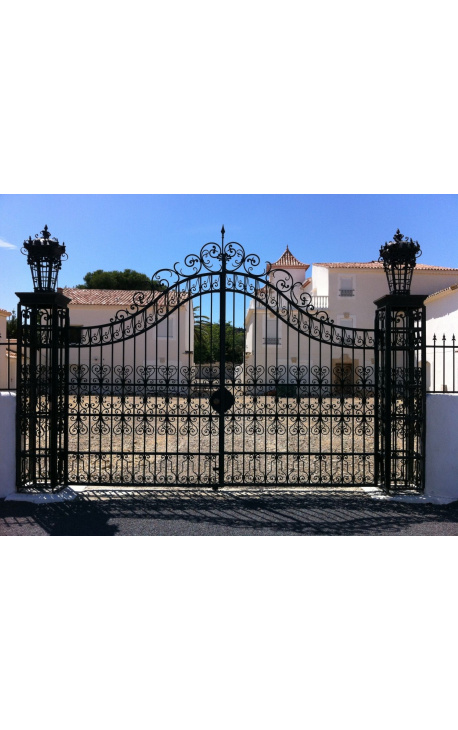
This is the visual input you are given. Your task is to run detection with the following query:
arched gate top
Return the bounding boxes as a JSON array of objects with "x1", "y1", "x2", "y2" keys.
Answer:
[{"x1": 73, "y1": 235, "x2": 375, "y2": 349}]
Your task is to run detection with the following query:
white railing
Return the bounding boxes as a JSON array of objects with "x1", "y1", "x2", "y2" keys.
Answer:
[{"x1": 311, "y1": 295, "x2": 329, "y2": 309}]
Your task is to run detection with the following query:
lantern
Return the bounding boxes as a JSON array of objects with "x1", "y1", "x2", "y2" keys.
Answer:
[
  {"x1": 22, "y1": 225, "x2": 67, "y2": 292},
  {"x1": 378, "y1": 229, "x2": 421, "y2": 295}
]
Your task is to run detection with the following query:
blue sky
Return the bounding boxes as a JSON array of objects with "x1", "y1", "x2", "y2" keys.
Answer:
[{"x1": 1, "y1": 194, "x2": 457, "y2": 316}]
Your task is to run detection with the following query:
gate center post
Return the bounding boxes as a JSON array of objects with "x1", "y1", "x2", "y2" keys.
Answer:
[{"x1": 216, "y1": 250, "x2": 228, "y2": 490}]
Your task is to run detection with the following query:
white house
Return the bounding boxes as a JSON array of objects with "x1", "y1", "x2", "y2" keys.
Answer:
[
  {"x1": 245, "y1": 246, "x2": 458, "y2": 390},
  {"x1": 310, "y1": 260, "x2": 458, "y2": 330},
  {"x1": 425, "y1": 284, "x2": 458, "y2": 392},
  {"x1": 245, "y1": 247, "x2": 316, "y2": 382},
  {"x1": 62, "y1": 288, "x2": 195, "y2": 389}
]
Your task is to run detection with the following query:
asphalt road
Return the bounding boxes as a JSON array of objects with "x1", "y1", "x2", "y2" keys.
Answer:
[{"x1": 2, "y1": 487, "x2": 458, "y2": 536}]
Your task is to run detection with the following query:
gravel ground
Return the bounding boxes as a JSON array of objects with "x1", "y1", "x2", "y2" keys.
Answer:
[{"x1": 2, "y1": 487, "x2": 458, "y2": 536}]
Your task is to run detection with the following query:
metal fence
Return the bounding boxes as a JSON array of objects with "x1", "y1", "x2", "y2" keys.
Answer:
[
  {"x1": 0, "y1": 332, "x2": 18, "y2": 391},
  {"x1": 425, "y1": 334, "x2": 457, "y2": 393}
]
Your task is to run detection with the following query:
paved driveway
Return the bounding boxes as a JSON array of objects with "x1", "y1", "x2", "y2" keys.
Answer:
[{"x1": 1, "y1": 488, "x2": 458, "y2": 535}]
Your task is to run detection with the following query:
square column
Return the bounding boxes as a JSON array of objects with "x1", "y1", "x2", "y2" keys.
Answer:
[
  {"x1": 16, "y1": 291, "x2": 70, "y2": 492},
  {"x1": 374, "y1": 294, "x2": 426, "y2": 493}
]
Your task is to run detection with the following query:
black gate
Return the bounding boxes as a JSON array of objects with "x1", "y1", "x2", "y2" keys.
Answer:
[
  {"x1": 16, "y1": 228, "x2": 426, "y2": 492},
  {"x1": 63, "y1": 232, "x2": 376, "y2": 488}
]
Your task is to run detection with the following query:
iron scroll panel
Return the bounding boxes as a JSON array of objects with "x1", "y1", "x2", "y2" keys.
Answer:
[{"x1": 66, "y1": 239, "x2": 376, "y2": 487}]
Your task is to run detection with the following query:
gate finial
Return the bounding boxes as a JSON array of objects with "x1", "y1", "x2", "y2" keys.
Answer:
[
  {"x1": 221, "y1": 225, "x2": 225, "y2": 245},
  {"x1": 379, "y1": 229, "x2": 421, "y2": 295}
]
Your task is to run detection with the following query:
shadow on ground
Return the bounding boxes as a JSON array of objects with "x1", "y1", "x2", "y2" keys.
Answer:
[{"x1": 2, "y1": 488, "x2": 458, "y2": 536}]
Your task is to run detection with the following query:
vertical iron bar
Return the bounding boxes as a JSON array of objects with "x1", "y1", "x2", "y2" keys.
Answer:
[
  {"x1": 406, "y1": 308, "x2": 415, "y2": 486},
  {"x1": 15, "y1": 302, "x2": 24, "y2": 488},
  {"x1": 453, "y1": 335, "x2": 456, "y2": 393},
  {"x1": 384, "y1": 303, "x2": 392, "y2": 491},
  {"x1": 420, "y1": 303, "x2": 427, "y2": 489},
  {"x1": 432, "y1": 334, "x2": 436, "y2": 391},
  {"x1": 61, "y1": 308, "x2": 68, "y2": 486},
  {"x1": 442, "y1": 334, "x2": 446, "y2": 391},
  {"x1": 217, "y1": 252, "x2": 227, "y2": 490},
  {"x1": 29, "y1": 307, "x2": 38, "y2": 487},
  {"x1": 49, "y1": 301, "x2": 59, "y2": 489}
]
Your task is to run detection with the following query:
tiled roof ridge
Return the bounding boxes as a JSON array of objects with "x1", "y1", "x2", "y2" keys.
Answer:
[
  {"x1": 425, "y1": 282, "x2": 458, "y2": 301},
  {"x1": 62, "y1": 288, "x2": 154, "y2": 306},
  {"x1": 268, "y1": 245, "x2": 309, "y2": 270},
  {"x1": 312, "y1": 262, "x2": 458, "y2": 271},
  {"x1": 62, "y1": 288, "x2": 188, "y2": 306}
]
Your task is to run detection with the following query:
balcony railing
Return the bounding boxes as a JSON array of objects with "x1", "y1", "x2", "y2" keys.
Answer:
[
  {"x1": 339, "y1": 289, "x2": 354, "y2": 297},
  {"x1": 311, "y1": 295, "x2": 329, "y2": 309}
]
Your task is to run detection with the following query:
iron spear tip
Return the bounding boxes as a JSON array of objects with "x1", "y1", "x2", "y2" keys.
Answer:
[{"x1": 221, "y1": 225, "x2": 225, "y2": 235}]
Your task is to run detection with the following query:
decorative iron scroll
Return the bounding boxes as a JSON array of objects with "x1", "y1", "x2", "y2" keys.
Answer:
[{"x1": 74, "y1": 240, "x2": 374, "y2": 349}]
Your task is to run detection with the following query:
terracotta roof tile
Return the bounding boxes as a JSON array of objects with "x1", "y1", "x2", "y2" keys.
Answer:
[
  {"x1": 62, "y1": 288, "x2": 189, "y2": 307},
  {"x1": 425, "y1": 282, "x2": 458, "y2": 301},
  {"x1": 62, "y1": 289, "x2": 154, "y2": 305},
  {"x1": 312, "y1": 262, "x2": 458, "y2": 271},
  {"x1": 267, "y1": 246, "x2": 309, "y2": 271}
]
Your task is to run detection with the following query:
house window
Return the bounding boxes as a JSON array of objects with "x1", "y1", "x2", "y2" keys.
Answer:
[
  {"x1": 263, "y1": 318, "x2": 281, "y2": 345},
  {"x1": 157, "y1": 318, "x2": 174, "y2": 338},
  {"x1": 339, "y1": 277, "x2": 354, "y2": 297}
]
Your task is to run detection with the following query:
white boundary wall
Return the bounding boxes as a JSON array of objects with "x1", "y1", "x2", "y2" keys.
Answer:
[
  {"x1": 425, "y1": 393, "x2": 458, "y2": 502},
  {"x1": 0, "y1": 392, "x2": 16, "y2": 497},
  {"x1": 1, "y1": 390, "x2": 457, "y2": 502}
]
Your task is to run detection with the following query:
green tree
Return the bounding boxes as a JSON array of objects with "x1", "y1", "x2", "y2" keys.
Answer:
[
  {"x1": 194, "y1": 320, "x2": 245, "y2": 364},
  {"x1": 6, "y1": 312, "x2": 17, "y2": 338},
  {"x1": 76, "y1": 269, "x2": 166, "y2": 291},
  {"x1": 193, "y1": 306, "x2": 212, "y2": 363},
  {"x1": 225, "y1": 324, "x2": 245, "y2": 364}
]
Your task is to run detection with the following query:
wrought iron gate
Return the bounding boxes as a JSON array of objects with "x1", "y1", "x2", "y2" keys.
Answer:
[
  {"x1": 61, "y1": 233, "x2": 377, "y2": 488},
  {"x1": 15, "y1": 228, "x2": 428, "y2": 493}
]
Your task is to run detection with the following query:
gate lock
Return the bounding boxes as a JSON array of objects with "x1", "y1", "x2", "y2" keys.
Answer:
[{"x1": 209, "y1": 387, "x2": 235, "y2": 414}]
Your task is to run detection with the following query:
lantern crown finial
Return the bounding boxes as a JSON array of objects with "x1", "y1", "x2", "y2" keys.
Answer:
[
  {"x1": 392, "y1": 228, "x2": 404, "y2": 245},
  {"x1": 378, "y1": 229, "x2": 421, "y2": 295},
  {"x1": 41, "y1": 224, "x2": 51, "y2": 241},
  {"x1": 21, "y1": 225, "x2": 68, "y2": 293}
]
